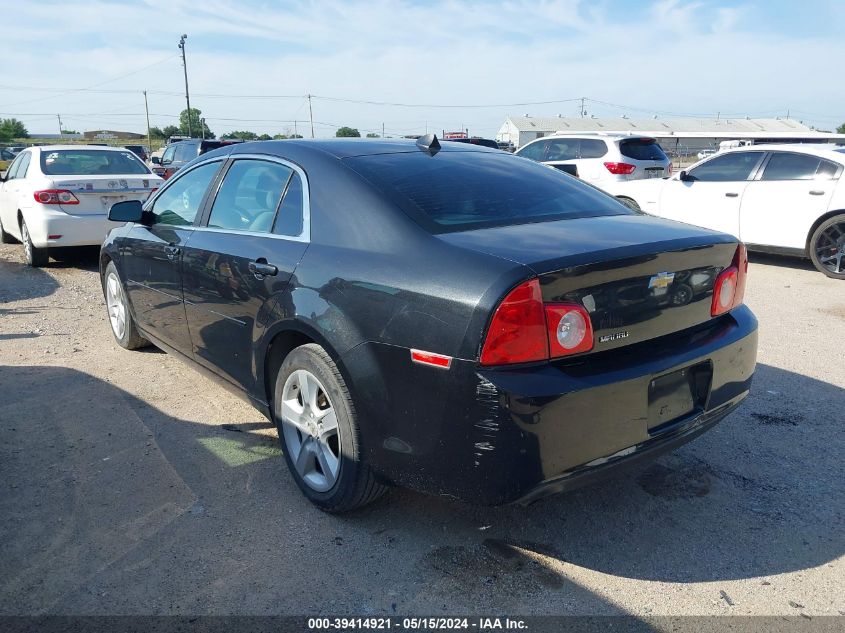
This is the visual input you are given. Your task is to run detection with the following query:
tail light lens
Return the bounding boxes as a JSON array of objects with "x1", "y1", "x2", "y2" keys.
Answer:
[
  {"x1": 34, "y1": 190, "x2": 80, "y2": 205},
  {"x1": 711, "y1": 243, "x2": 748, "y2": 316},
  {"x1": 480, "y1": 279, "x2": 594, "y2": 366},
  {"x1": 604, "y1": 162, "x2": 636, "y2": 175}
]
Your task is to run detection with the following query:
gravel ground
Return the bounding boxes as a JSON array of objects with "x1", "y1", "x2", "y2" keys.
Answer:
[{"x1": 0, "y1": 242, "x2": 843, "y2": 618}]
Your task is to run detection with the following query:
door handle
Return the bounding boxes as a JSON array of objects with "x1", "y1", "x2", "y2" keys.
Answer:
[
  {"x1": 164, "y1": 245, "x2": 181, "y2": 260},
  {"x1": 249, "y1": 259, "x2": 278, "y2": 278},
  {"x1": 809, "y1": 190, "x2": 825, "y2": 196},
  {"x1": 725, "y1": 192, "x2": 739, "y2": 198}
]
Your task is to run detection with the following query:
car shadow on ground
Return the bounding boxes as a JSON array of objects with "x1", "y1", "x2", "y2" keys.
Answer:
[
  {"x1": 0, "y1": 259, "x2": 60, "y2": 304},
  {"x1": 748, "y1": 251, "x2": 816, "y2": 273},
  {"x1": 0, "y1": 363, "x2": 841, "y2": 615}
]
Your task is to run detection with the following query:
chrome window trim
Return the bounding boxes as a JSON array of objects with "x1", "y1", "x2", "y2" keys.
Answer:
[{"x1": 199, "y1": 153, "x2": 311, "y2": 244}]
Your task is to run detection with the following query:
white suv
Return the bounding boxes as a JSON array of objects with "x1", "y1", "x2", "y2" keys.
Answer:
[{"x1": 515, "y1": 133, "x2": 671, "y2": 185}]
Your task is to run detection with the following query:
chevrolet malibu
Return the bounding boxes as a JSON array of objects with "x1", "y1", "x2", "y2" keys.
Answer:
[
  {"x1": 100, "y1": 137, "x2": 758, "y2": 512},
  {"x1": 0, "y1": 145, "x2": 162, "y2": 266}
]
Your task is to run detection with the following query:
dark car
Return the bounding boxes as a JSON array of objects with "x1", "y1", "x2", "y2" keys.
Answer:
[
  {"x1": 124, "y1": 144, "x2": 149, "y2": 162},
  {"x1": 441, "y1": 137, "x2": 500, "y2": 149},
  {"x1": 151, "y1": 139, "x2": 240, "y2": 180},
  {"x1": 101, "y1": 137, "x2": 757, "y2": 512}
]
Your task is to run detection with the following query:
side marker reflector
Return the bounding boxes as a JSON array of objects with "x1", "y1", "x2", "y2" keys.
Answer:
[{"x1": 410, "y1": 349, "x2": 452, "y2": 369}]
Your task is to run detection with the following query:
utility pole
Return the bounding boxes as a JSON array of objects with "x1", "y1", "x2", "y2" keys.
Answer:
[
  {"x1": 56, "y1": 114, "x2": 63, "y2": 138},
  {"x1": 294, "y1": 120, "x2": 298, "y2": 138},
  {"x1": 178, "y1": 34, "x2": 193, "y2": 137},
  {"x1": 200, "y1": 118, "x2": 206, "y2": 140},
  {"x1": 307, "y1": 94, "x2": 314, "y2": 138},
  {"x1": 382, "y1": 122, "x2": 385, "y2": 138},
  {"x1": 143, "y1": 90, "x2": 152, "y2": 151},
  {"x1": 580, "y1": 97, "x2": 586, "y2": 118}
]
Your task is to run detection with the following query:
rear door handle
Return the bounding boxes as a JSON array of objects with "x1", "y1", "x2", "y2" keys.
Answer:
[
  {"x1": 249, "y1": 260, "x2": 278, "y2": 278},
  {"x1": 164, "y1": 245, "x2": 181, "y2": 260},
  {"x1": 809, "y1": 190, "x2": 825, "y2": 196},
  {"x1": 725, "y1": 192, "x2": 739, "y2": 198}
]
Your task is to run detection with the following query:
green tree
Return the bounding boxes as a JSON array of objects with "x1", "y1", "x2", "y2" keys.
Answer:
[
  {"x1": 161, "y1": 125, "x2": 182, "y2": 138},
  {"x1": 178, "y1": 108, "x2": 213, "y2": 138},
  {"x1": 149, "y1": 127, "x2": 166, "y2": 139},
  {"x1": 272, "y1": 133, "x2": 288, "y2": 140},
  {"x1": 366, "y1": 132, "x2": 380, "y2": 138},
  {"x1": 336, "y1": 126, "x2": 360, "y2": 138},
  {"x1": 60, "y1": 129, "x2": 78, "y2": 135},
  {"x1": 0, "y1": 118, "x2": 29, "y2": 142},
  {"x1": 258, "y1": 133, "x2": 272, "y2": 141},
  {"x1": 837, "y1": 122, "x2": 845, "y2": 134},
  {"x1": 222, "y1": 130, "x2": 258, "y2": 140}
]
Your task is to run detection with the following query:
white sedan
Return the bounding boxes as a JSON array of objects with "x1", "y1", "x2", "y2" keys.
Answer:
[
  {"x1": 0, "y1": 145, "x2": 162, "y2": 266},
  {"x1": 603, "y1": 144, "x2": 845, "y2": 279}
]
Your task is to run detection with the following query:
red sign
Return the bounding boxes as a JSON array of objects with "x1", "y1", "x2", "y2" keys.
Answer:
[{"x1": 442, "y1": 131, "x2": 468, "y2": 139}]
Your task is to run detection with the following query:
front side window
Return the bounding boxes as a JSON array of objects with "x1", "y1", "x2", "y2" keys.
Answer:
[
  {"x1": 761, "y1": 153, "x2": 822, "y2": 181},
  {"x1": 208, "y1": 159, "x2": 292, "y2": 233},
  {"x1": 515, "y1": 140, "x2": 547, "y2": 161},
  {"x1": 4, "y1": 153, "x2": 23, "y2": 180},
  {"x1": 174, "y1": 142, "x2": 197, "y2": 163},
  {"x1": 149, "y1": 161, "x2": 221, "y2": 226},
  {"x1": 40, "y1": 149, "x2": 149, "y2": 176},
  {"x1": 688, "y1": 152, "x2": 764, "y2": 182},
  {"x1": 544, "y1": 139, "x2": 578, "y2": 161},
  {"x1": 161, "y1": 145, "x2": 176, "y2": 165}
]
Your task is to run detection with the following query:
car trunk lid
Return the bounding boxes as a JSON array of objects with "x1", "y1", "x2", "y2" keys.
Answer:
[{"x1": 49, "y1": 175, "x2": 159, "y2": 215}]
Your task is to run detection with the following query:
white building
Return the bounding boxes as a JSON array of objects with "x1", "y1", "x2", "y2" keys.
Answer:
[{"x1": 496, "y1": 116, "x2": 845, "y2": 154}]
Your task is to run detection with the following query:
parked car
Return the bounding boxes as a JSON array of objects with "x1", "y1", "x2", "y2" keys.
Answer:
[
  {"x1": 101, "y1": 137, "x2": 757, "y2": 512},
  {"x1": 151, "y1": 138, "x2": 240, "y2": 179},
  {"x1": 124, "y1": 144, "x2": 149, "y2": 162},
  {"x1": 603, "y1": 144, "x2": 845, "y2": 279},
  {"x1": 440, "y1": 137, "x2": 500, "y2": 149},
  {"x1": 697, "y1": 149, "x2": 717, "y2": 159},
  {"x1": 0, "y1": 145, "x2": 162, "y2": 266},
  {"x1": 515, "y1": 133, "x2": 671, "y2": 184},
  {"x1": 0, "y1": 148, "x2": 16, "y2": 171}
]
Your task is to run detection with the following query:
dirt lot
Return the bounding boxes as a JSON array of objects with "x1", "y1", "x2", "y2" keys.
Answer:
[{"x1": 0, "y1": 242, "x2": 843, "y2": 618}]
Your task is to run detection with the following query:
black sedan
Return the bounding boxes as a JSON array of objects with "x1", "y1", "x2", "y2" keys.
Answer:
[{"x1": 101, "y1": 137, "x2": 758, "y2": 512}]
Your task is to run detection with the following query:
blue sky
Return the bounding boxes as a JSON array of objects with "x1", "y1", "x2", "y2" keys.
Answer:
[{"x1": 2, "y1": 0, "x2": 844, "y2": 137}]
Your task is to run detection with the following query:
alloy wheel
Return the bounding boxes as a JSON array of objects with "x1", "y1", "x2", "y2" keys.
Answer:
[
  {"x1": 21, "y1": 222, "x2": 32, "y2": 264},
  {"x1": 106, "y1": 272, "x2": 127, "y2": 340},
  {"x1": 279, "y1": 369, "x2": 341, "y2": 492},
  {"x1": 814, "y1": 221, "x2": 845, "y2": 275}
]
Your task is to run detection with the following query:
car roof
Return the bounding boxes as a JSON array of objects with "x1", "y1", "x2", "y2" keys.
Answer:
[
  {"x1": 25, "y1": 144, "x2": 138, "y2": 153},
  {"x1": 545, "y1": 132, "x2": 656, "y2": 141},
  {"x1": 719, "y1": 143, "x2": 845, "y2": 161},
  {"x1": 226, "y1": 138, "x2": 502, "y2": 160}
]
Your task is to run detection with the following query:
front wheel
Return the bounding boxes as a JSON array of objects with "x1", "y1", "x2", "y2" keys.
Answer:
[
  {"x1": 809, "y1": 214, "x2": 845, "y2": 279},
  {"x1": 274, "y1": 344, "x2": 387, "y2": 512},
  {"x1": 20, "y1": 219, "x2": 48, "y2": 267},
  {"x1": 103, "y1": 261, "x2": 149, "y2": 349}
]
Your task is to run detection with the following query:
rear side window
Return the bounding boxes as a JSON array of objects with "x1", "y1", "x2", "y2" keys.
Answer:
[
  {"x1": 40, "y1": 150, "x2": 149, "y2": 175},
  {"x1": 345, "y1": 150, "x2": 629, "y2": 232},
  {"x1": 619, "y1": 139, "x2": 667, "y2": 161},
  {"x1": 273, "y1": 172, "x2": 305, "y2": 237},
  {"x1": 515, "y1": 140, "x2": 547, "y2": 161},
  {"x1": 579, "y1": 139, "x2": 608, "y2": 158},
  {"x1": 688, "y1": 152, "x2": 764, "y2": 182},
  {"x1": 208, "y1": 159, "x2": 292, "y2": 233},
  {"x1": 761, "y1": 153, "x2": 823, "y2": 181},
  {"x1": 816, "y1": 159, "x2": 840, "y2": 179},
  {"x1": 544, "y1": 139, "x2": 578, "y2": 161}
]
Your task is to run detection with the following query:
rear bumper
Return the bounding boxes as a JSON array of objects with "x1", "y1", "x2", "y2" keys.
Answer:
[
  {"x1": 22, "y1": 208, "x2": 124, "y2": 248},
  {"x1": 347, "y1": 306, "x2": 757, "y2": 505}
]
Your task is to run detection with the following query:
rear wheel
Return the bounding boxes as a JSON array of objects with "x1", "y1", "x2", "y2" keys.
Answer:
[
  {"x1": 0, "y1": 215, "x2": 18, "y2": 244},
  {"x1": 20, "y1": 219, "x2": 48, "y2": 267},
  {"x1": 809, "y1": 214, "x2": 845, "y2": 280},
  {"x1": 104, "y1": 261, "x2": 149, "y2": 349},
  {"x1": 274, "y1": 344, "x2": 387, "y2": 512}
]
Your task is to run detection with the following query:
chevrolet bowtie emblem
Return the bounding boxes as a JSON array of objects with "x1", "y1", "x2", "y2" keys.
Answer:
[{"x1": 649, "y1": 272, "x2": 675, "y2": 289}]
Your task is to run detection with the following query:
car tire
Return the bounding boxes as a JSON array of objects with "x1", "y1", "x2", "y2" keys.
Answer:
[
  {"x1": 20, "y1": 218, "x2": 48, "y2": 267},
  {"x1": 103, "y1": 261, "x2": 150, "y2": 349},
  {"x1": 274, "y1": 343, "x2": 387, "y2": 512},
  {"x1": 808, "y1": 214, "x2": 845, "y2": 280},
  {"x1": 617, "y1": 196, "x2": 641, "y2": 211},
  {"x1": 0, "y1": 216, "x2": 18, "y2": 244}
]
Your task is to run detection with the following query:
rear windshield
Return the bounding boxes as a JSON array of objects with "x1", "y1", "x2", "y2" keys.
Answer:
[
  {"x1": 619, "y1": 139, "x2": 668, "y2": 161},
  {"x1": 40, "y1": 149, "x2": 150, "y2": 176},
  {"x1": 345, "y1": 150, "x2": 630, "y2": 232}
]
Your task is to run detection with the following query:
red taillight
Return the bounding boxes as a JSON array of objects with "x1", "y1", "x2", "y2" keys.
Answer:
[
  {"x1": 711, "y1": 244, "x2": 748, "y2": 316},
  {"x1": 546, "y1": 304, "x2": 594, "y2": 356},
  {"x1": 33, "y1": 190, "x2": 79, "y2": 205},
  {"x1": 480, "y1": 279, "x2": 548, "y2": 366},
  {"x1": 604, "y1": 162, "x2": 636, "y2": 175},
  {"x1": 480, "y1": 279, "x2": 594, "y2": 366}
]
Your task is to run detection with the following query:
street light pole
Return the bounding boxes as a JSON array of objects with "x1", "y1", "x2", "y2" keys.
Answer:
[{"x1": 178, "y1": 34, "x2": 193, "y2": 138}]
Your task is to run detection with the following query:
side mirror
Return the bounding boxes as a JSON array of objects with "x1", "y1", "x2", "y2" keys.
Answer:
[
  {"x1": 150, "y1": 156, "x2": 161, "y2": 165},
  {"x1": 109, "y1": 200, "x2": 144, "y2": 223},
  {"x1": 679, "y1": 170, "x2": 692, "y2": 182}
]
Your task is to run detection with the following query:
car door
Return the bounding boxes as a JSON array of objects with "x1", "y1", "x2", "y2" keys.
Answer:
[
  {"x1": 0, "y1": 152, "x2": 32, "y2": 239},
  {"x1": 542, "y1": 138, "x2": 580, "y2": 176},
  {"x1": 740, "y1": 152, "x2": 841, "y2": 250},
  {"x1": 182, "y1": 156, "x2": 309, "y2": 393},
  {"x1": 120, "y1": 159, "x2": 223, "y2": 354},
  {"x1": 657, "y1": 151, "x2": 765, "y2": 238}
]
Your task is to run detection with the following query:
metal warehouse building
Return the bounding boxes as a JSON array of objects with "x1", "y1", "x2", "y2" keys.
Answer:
[{"x1": 496, "y1": 116, "x2": 845, "y2": 154}]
